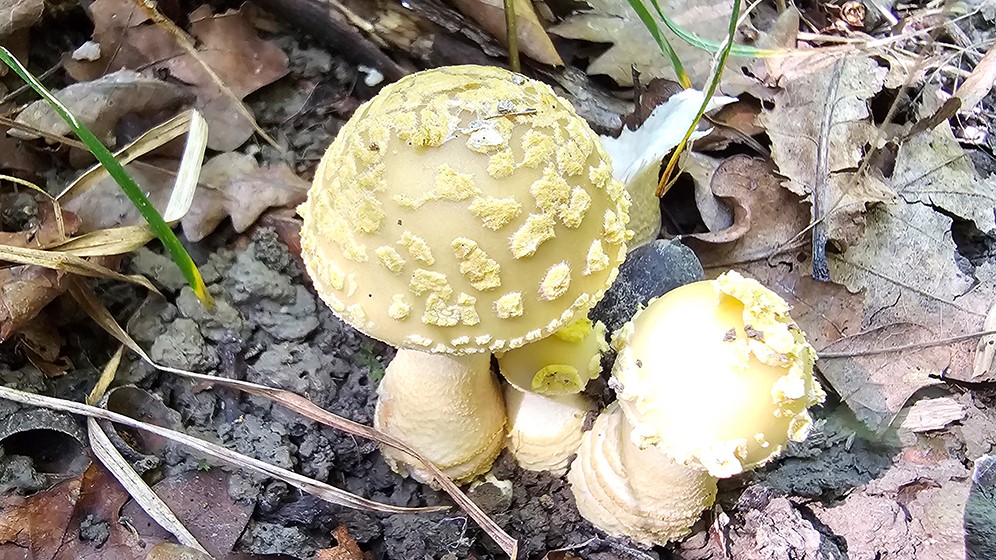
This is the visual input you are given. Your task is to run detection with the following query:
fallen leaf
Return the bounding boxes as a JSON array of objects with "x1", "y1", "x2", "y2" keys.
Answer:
[
  {"x1": 60, "y1": 158, "x2": 177, "y2": 234},
  {"x1": 66, "y1": 0, "x2": 289, "y2": 151},
  {"x1": 120, "y1": 469, "x2": 253, "y2": 559},
  {"x1": 0, "y1": 462, "x2": 165, "y2": 560},
  {"x1": 892, "y1": 118, "x2": 996, "y2": 234},
  {"x1": 759, "y1": 56, "x2": 896, "y2": 245},
  {"x1": 12, "y1": 70, "x2": 191, "y2": 145},
  {"x1": 181, "y1": 152, "x2": 308, "y2": 241},
  {"x1": 551, "y1": 0, "x2": 795, "y2": 96},
  {"x1": 0, "y1": 266, "x2": 68, "y2": 342},
  {"x1": 314, "y1": 526, "x2": 368, "y2": 560},
  {"x1": 0, "y1": 0, "x2": 43, "y2": 37},
  {"x1": 449, "y1": 0, "x2": 563, "y2": 66},
  {"x1": 159, "y1": 4, "x2": 288, "y2": 150},
  {"x1": 689, "y1": 159, "x2": 866, "y2": 349},
  {"x1": 0, "y1": 199, "x2": 80, "y2": 249},
  {"x1": 974, "y1": 301, "x2": 996, "y2": 379}
]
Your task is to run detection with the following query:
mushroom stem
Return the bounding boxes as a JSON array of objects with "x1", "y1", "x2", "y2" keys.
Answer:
[
  {"x1": 504, "y1": 384, "x2": 594, "y2": 474},
  {"x1": 568, "y1": 404, "x2": 718, "y2": 545},
  {"x1": 374, "y1": 349, "x2": 506, "y2": 485}
]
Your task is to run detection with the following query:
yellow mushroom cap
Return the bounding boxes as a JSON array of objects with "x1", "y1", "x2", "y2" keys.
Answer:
[
  {"x1": 496, "y1": 317, "x2": 608, "y2": 395},
  {"x1": 611, "y1": 271, "x2": 826, "y2": 478},
  {"x1": 300, "y1": 65, "x2": 630, "y2": 355}
]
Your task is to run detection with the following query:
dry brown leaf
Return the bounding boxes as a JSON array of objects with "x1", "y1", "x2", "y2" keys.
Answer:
[
  {"x1": 0, "y1": 0, "x2": 43, "y2": 37},
  {"x1": 0, "y1": 462, "x2": 166, "y2": 559},
  {"x1": 551, "y1": 0, "x2": 770, "y2": 94},
  {"x1": 66, "y1": 0, "x2": 288, "y2": 151},
  {"x1": 892, "y1": 118, "x2": 996, "y2": 234},
  {"x1": 12, "y1": 70, "x2": 191, "y2": 145},
  {"x1": 161, "y1": 4, "x2": 289, "y2": 150},
  {"x1": 956, "y1": 42, "x2": 996, "y2": 112},
  {"x1": 182, "y1": 153, "x2": 308, "y2": 242},
  {"x1": 0, "y1": 266, "x2": 67, "y2": 342},
  {"x1": 759, "y1": 56, "x2": 896, "y2": 245},
  {"x1": 120, "y1": 470, "x2": 253, "y2": 559},
  {"x1": 61, "y1": 159, "x2": 176, "y2": 234},
  {"x1": 0, "y1": 199, "x2": 80, "y2": 249},
  {"x1": 314, "y1": 526, "x2": 369, "y2": 560},
  {"x1": 450, "y1": 0, "x2": 563, "y2": 66},
  {"x1": 688, "y1": 156, "x2": 811, "y2": 263}
]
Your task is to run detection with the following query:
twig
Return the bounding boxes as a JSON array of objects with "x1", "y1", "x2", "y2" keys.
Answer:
[
  {"x1": 503, "y1": 0, "x2": 520, "y2": 72},
  {"x1": 818, "y1": 329, "x2": 996, "y2": 358},
  {"x1": 811, "y1": 58, "x2": 844, "y2": 282}
]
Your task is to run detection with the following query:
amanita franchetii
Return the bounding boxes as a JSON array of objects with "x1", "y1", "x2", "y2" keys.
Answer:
[
  {"x1": 298, "y1": 65, "x2": 631, "y2": 483},
  {"x1": 569, "y1": 271, "x2": 826, "y2": 544}
]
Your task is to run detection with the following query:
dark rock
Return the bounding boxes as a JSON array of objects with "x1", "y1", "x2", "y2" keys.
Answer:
[{"x1": 590, "y1": 239, "x2": 704, "y2": 332}]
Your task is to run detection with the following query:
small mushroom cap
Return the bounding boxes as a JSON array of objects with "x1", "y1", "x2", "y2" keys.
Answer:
[
  {"x1": 374, "y1": 349, "x2": 505, "y2": 485},
  {"x1": 612, "y1": 271, "x2": 826, "y2": 478},
  {"x1": 496, "y1": 317, "x2": 609, "y2": 395},
  {"x1": 568, "y1": 403, "x2": 718, "y2": 546},
  {"x1": 300, "y1": 65, "x2": 630, "y2": 355},
  {"x1": 504, "y1": 384, "x2": 594, "y2": 474}
]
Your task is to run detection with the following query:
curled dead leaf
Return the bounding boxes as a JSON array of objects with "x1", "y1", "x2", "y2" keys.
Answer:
[{"x1": 449, "y1": 0, "x2": 563, "y2": 66}]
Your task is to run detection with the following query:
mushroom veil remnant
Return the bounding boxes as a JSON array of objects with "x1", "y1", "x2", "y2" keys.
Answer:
[
  {"x1": 570, "y1": 271, "x2": 826, "y2": 545},
  {"x1": 299, "y1": 64, "x2": 631, "y2": 484},
  {"x1": 299, "y1": 65, "x2": 631, "y2": 356}
]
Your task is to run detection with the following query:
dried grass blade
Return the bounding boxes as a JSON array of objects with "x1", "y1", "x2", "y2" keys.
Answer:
[
  {"x1": 0, "y1": 243, "x2": 160, "y2": 293},
  {"x1": 50, "y1": 225, "x2": 157, "y2": 258},
  {"x1": 0, "y1": 174, "x2": 69, "y2": 242},
  {"x1": 70, "y1": 281, "x2": 519, "y2": 558},
  {"x1": 0, "y1": 383, "x2": 441, "y2": 514},
  {"x1": 86, "y1": 347, "x2": 210, "y2": 553}
]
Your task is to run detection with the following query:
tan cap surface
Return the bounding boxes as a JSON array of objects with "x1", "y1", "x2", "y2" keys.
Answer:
[{"x1": 300, "y1": 65, "x2": 630, "y2": 354}]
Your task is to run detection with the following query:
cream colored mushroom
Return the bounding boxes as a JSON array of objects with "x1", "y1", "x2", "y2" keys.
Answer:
[
  {"x1": 496, "y1": 317, "x2": 608, "y2": 395},
  {"x1": 299, "y1": 65, "x2": 631, "y2": 356},
  {"x1": 568, "y1": 403, "x2": 718, "y2": 545},
  {"x1": 504, "y1": 384, "x2": 593, "y2": 474},
  {"x1": 300, "y1": 65, "x2": 631, "y2": 485},
  {"x1": 569, "y1": 270, "x2": 825, "y2": 544},
  {"x1": 374, "y1": 349, "x2": 505, "y2": 485}
]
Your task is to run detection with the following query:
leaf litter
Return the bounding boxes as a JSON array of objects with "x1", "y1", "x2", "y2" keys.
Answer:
[{"x1": 3, "y1": 1, "x2": 996, "y2": 559}]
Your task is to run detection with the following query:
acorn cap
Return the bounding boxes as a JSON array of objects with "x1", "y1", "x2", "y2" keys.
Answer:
[{"x1": 300, "y1": 65, "x2": 630, "y2": 355}]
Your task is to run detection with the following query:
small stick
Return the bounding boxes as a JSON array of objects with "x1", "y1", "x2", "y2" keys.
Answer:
[
  {"x1": 504, "y1": 0, "x2": 520, "y2": 72},
  {"x1": 818, "y1": 329, "x2": 996, "y2": 358}
]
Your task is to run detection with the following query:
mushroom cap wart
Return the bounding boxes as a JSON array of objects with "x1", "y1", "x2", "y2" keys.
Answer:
[
  {"x1": 300, "y1": 65, "x2": 631, "y2": 354},
  {"x1": 611, "y1": 271, "x2": 826, "y2": 478}
]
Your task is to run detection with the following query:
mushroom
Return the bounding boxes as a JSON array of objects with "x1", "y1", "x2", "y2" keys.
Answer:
[
  {"x1": 496, "y1": 317, "x2": 609, "y2": 395},
  {"x1": 568, "y1": 403, "x2": 718, "y2": 545},
  {"x1": 374, "y1": 350, "x2": 505, "y2": 485},
  {"x1": 299, "y1": 64, "x2": 631, "y2": 356},
  {"x1": 504, "y1": 384, "x2": 594, "y2": 474},
  {"x1": 569, "y1": 270, "x2": 825, "y2": 544},
  {"x1": 299, "y1": 65, "x2": 631, "y2": 482}
]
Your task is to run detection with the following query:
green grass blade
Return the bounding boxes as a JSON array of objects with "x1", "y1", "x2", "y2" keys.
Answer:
[
  {"x1": 657, "y1": 0, "x2": 742, "y2": 196},
  {"x1": 624, "y1": 0, "x2": 691, "y2": 88},
  {"x1": 0, "y1": 47, "x2": 213, "y2": 308},
  {"x1": 652, "y1": 0, "x2": 773, "y2": 57}
]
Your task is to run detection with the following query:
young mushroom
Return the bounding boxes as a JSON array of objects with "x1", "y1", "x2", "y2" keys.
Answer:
[
  {"x1": 569, "y1": 271, "x2": 826, "y2": 544},
  {"x1": 496, "y1": 317, "x2": 609, "y2": 395},
  {"x1": 299, "y1": 65, "x2": 631, "y2": 482}
]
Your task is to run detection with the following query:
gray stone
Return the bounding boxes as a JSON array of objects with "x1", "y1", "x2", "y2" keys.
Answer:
[{"x1": 590, "y1": 239, "x2": 704, "y2": 331}]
